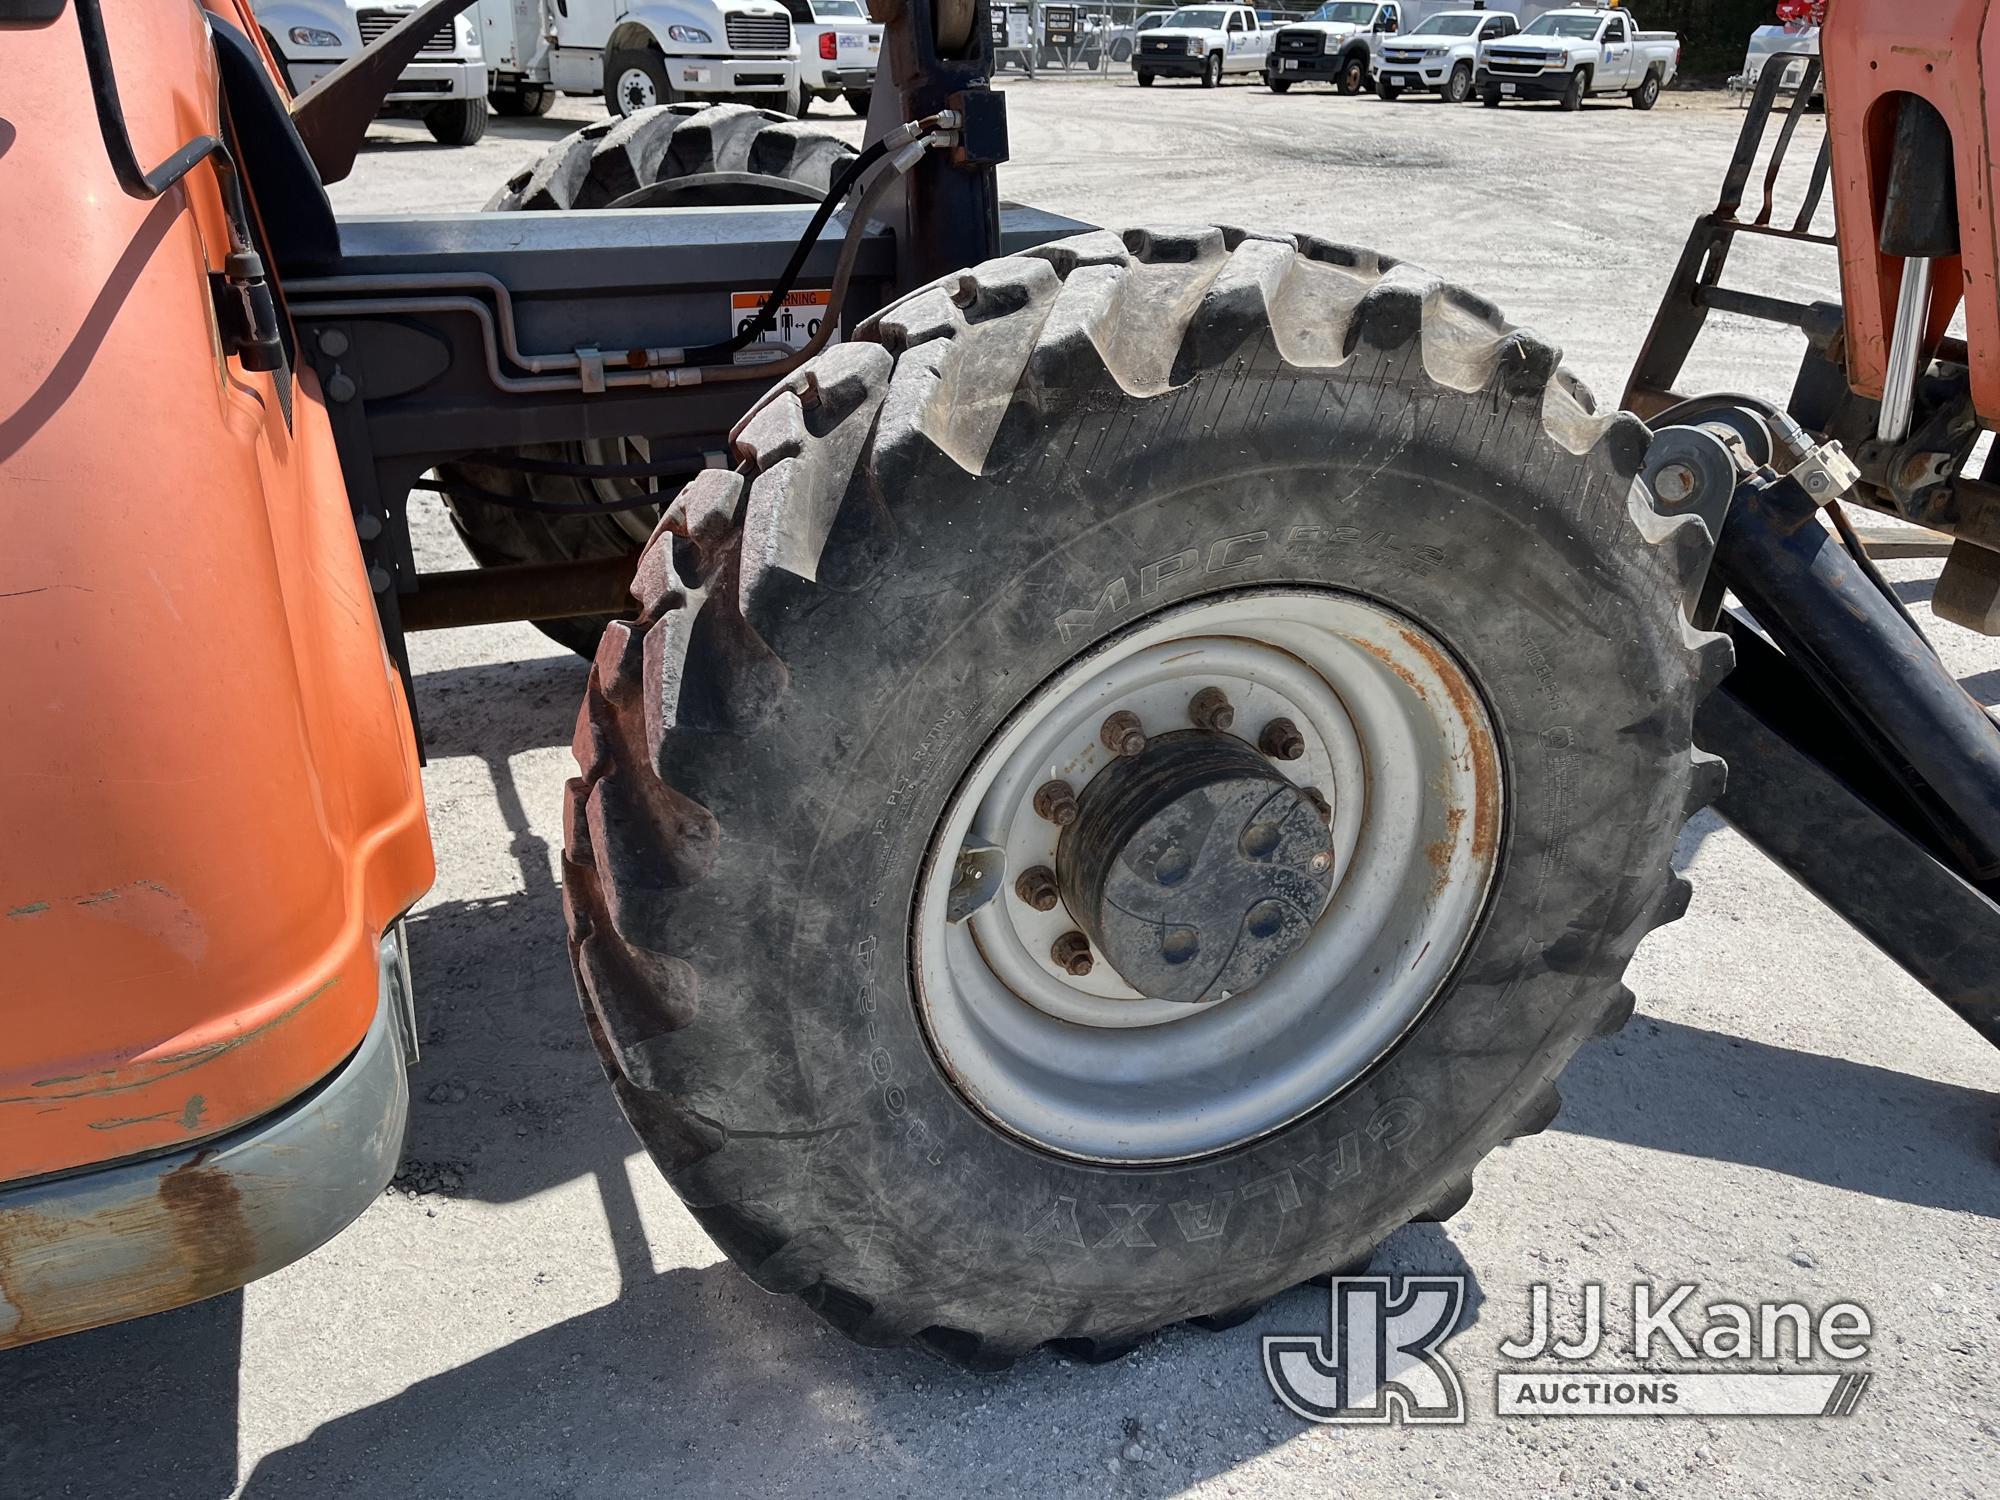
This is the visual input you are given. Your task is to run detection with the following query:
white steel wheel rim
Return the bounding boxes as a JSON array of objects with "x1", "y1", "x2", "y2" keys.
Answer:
[
  {"x1": 913, "y1": 588, "x2": 1504, "y2": 1164},
  {"x1": 619, "y1": 68, "x2": 658, "y2": 111}
]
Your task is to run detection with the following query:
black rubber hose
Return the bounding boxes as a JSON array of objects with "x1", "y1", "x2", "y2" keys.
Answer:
[
  {"x1": 683, "y1": 135, "x2": 893, "y2": 363},
  {"x1": 75, "y1": 0, "x2": 225, "y2": 202}
]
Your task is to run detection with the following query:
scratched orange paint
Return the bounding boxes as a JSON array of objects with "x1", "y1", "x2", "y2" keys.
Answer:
[{"x1": 0, "y1": 2, "x2": 433, "y2": 1182}]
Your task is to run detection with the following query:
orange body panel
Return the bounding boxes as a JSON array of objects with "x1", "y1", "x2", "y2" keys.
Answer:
[
  {"x1": 0, "y1": 3, "x2": 433, "y2": 1182},
  {"x1": 1823, "y1": 0, "x2": 1999, "y2": 420}
]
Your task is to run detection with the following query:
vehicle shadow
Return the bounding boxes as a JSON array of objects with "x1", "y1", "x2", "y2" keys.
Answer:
[
  {"x1": 8, "y1": 640, "x2": 1993, "y2": 1498},
  {"x1": 1557, "y1": 1011, "x2": 2000, "y2": 1218},
  {"x1": 225, "y1": 1224, "x2": 1480, "y2": 1499},
  {"x1": 0, "y1": 1289, "x2": 244, "y2": 1500},
  {"x1": 396, "y1": 651, "x2": 2000, "y2": 1228}
]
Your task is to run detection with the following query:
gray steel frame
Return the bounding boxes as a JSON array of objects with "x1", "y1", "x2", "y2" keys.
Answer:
[{"x1": 287, "y1": 201, "x2": 1086, "y2": 662}]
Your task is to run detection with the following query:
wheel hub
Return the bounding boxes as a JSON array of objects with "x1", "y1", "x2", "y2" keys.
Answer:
[
  {"x1": 912, "y1": 588, "x2": 1504, "y2": 1164},
  {"x1": 1056, "y1": 731, "x2": 1334, "y2": 1004}
]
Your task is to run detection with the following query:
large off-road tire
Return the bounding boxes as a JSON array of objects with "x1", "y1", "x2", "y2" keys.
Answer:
[
  {"x1": 436, "y1": 105, "x2": 858, "y2": 653},
  {"x1": 562, "y1": 226, "x2": 1730, "y2": 1364},
  {"x1": 424, "y1": 96, "x2": 490, "y2": 146}
]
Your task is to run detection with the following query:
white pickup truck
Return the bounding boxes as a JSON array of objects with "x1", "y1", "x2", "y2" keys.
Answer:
[
  {"x1": 1133, "y1": 4, "x2": 1272, "y2": 89},
  {"x1": 257, "y1": 1, "x2": 492, "y2": 143},
  {"x1": 1373, "y1": 7, "x2": 1518, "y2": 104},
  {"x1": 788, "y1": 0, "x2": 879, "y2": 116},
  {"x1": 1265, "y1": 0, "x2": 1401, "y2": 96},
  {"x1": 1476, "y1": 5, "x2": 1678, "y2": 111}
]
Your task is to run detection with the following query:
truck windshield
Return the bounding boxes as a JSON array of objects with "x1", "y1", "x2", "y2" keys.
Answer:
[
  {"x1": 1167, "y1": 8, "x2": 1232, "y2": 26},
  {"x1": 1303, "y1": 3, "x2": 1377, "y2": 21},
  {"x1": 1520, "y1": 14, "x2": 1604, "y2": 39},
  {"x1": 1411, "y1": 14, "x2": 1483, "y2": 35},
  {"x1": 812, "y1": 0, "x2": 869, "y2": 14}
]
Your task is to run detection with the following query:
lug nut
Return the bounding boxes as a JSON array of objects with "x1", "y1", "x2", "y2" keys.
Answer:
[
  {"x1": 1260, "y1": 717, "x2": 1306, "y2": 761},
  {"x1": 1051, "y1": 931, "x2": 1094, "y2": 976},
  {"x1": 1189, "y1": 686, "x2": 1235, "y2": 732},
  {"x1": 1034, "y1": 779, "x2": 1080, "y2": 826},
  {"x1": 1014, "y1": 865, "x2": 1060, "y2": 912},
  {"x1": 1100, "y1": 709, "x2": 1146, "y2": 758}
]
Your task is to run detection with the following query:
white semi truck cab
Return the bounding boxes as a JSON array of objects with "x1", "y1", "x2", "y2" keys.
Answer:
[
  {"x1": 477, "y1": 0, "x2": 800, "y2": 116},
  {"x1": 258, "y1": 1, "x2": 492, "y2": 142}
]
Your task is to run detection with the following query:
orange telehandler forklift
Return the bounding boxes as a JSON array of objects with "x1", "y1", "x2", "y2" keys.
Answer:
[{"x1": 1, "y1": 0, "x2": 1995, "y2": 1364}]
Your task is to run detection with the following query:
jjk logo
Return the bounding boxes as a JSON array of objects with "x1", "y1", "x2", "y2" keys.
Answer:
[{"x1": 1262, "y1": 1276, "x2": 1468, "y2": 1425}]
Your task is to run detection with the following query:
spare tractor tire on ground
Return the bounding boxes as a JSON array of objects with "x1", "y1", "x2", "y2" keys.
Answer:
[
  {"x1": 434, "y1": 105, "x2": 857, "y2": 655},
  {"x1": 562, "y1": 225, "x2": 1732, "y2": 1364}
]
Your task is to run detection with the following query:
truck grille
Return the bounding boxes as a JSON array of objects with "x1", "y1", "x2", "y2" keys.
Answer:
[
  {"x1": 1381, "y1": 48, "x2": 1423, "y2": 64},
  {"x1": 357, "y1": 9, "x2": 454, "y2": 53},
  {"x1": 1484, "y1": 48, "x2": 1554, "y2": 70},
  {"x1": 1275, "y1": 30, "x2": 1324, "y2": 56},
  {"x1": 1140, "y1": 36, "x2": 1180, "y2": 54},
  {"x1": 725, "y1": 14, "x2": 794, "y2": 50}
]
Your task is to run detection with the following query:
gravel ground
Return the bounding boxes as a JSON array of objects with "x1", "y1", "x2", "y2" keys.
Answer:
[{"x1": 8, "y1": 76, "x2": 1999, "y2": 1500}]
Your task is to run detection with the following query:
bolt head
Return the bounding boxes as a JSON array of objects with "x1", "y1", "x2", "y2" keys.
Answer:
[
  {"x1": 1100, "y1": 710, "x2": 1146, "y2": 758},
  {"x1": 1034, "y1": 780, "x2": 1079, "y2": 826},
  {"x1": 1259, "y1": 717, "x2": 1306, "y2": 761},
  {"x1": 1051, "y1": 932, "x2": 1094, "y2": 976},
  {"x1": 1014, "y1": 865, "x2": 1060, "y2": 912},
  {"x1": 1309, "y1": 850, "x2": 1333, "y2": 874},
  {"x1": 1189, "y1": 686, "x2": 1235, "y2": 733}
]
